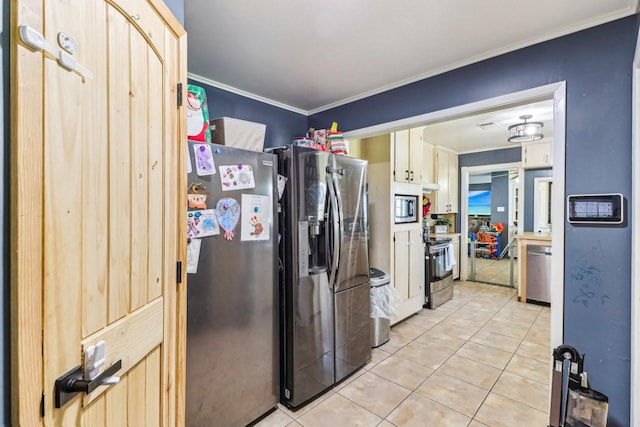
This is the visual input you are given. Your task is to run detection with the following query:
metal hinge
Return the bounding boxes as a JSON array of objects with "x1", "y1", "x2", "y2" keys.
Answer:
[
  {"x1": 177, "y1": 83, "x2": 183, "y2": 107},
  {"x1": 41, "y1": 392, "x2": 45, "y2": 417},
  {"x1": 176, "y1": 261, "x2": 183, "y2": 284}
]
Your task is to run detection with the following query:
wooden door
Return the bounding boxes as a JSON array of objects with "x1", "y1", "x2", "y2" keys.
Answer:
[{"x1": 10, "y1": 1, "x2": 187, "y2": 426}]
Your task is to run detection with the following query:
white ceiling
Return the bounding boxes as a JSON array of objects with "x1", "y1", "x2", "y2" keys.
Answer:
[
  {"x1": 184, "y1": 1, "x2": 637, "y2": 152},
  {"x1": 422, "y1": 99, "x2": 554, "y2": 153}
]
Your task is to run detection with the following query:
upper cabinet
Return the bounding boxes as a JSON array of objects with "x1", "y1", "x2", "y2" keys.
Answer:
[
  {"x1": 393, "y1": 128, "x2": 423, "y2": 184},
  {"x1": 522, "y1": 140, "x2": 552, "y2": 169},
  {"x1": 422, "y1": 141, "x2": 434, "y2": 184},
  {"x1": 433, "y1": 147, "x2": 458, "y2": 213}
]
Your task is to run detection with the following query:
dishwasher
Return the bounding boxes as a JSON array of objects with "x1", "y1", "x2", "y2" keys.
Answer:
[{"x1": 526, "y1": 245, "x2": 552, "y2": 305}]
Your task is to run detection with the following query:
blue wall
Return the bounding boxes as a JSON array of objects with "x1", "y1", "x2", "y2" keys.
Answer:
[
  {"x1": 458, "y1": 147, "x2": 522, "y2": 168},
  {"x1": 164, "y1": 0, "x2": 184, "y2": 26},
  {"x1": 310, "y1": 16, "x2": 639, "y2": 425},
  {"x1": 188, "y1": 79, "x2": 308, "y2": 149}
]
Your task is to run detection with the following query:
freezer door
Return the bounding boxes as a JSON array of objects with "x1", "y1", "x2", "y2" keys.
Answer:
[
  {"x1": 331, "y1": 155, "x2": 370, "y2": 293},
  {"x1": 335, "y1": 283, "x2": 372, "y2": 382},
  {"x1": 288, "y1": 273, "x2": 335, "y2": 407},
  {"x1": 278, "y1": 146, "x2": 336, "y2": 408}
]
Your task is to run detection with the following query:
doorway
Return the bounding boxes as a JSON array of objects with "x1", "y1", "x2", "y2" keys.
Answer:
[
  {"x1": 462, "y1": 166, "x2": 522, "y2": 288},
  {"x1": 343, "y1": 81, "x2": 566, "y2": 350}
]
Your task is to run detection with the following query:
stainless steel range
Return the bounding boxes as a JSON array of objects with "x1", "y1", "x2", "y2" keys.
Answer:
[{"x1": 424, "y1": 238, "x2": 454, "y2": 309}]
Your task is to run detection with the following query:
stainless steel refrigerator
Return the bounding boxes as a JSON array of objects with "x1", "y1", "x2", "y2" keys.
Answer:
[
  {"x1": 185, "y1": 142, "x2": 278, "y2": 426},
  {"x1": 275, "y1": 145, "x2": 371, "y2": 409}
]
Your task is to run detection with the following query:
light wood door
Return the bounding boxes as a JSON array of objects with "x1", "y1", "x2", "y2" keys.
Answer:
[{"x1": 10, "y1": 1, "x2": 187, "y2": 425}]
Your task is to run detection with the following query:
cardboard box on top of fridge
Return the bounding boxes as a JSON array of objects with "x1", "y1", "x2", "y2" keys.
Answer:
[{"x1": 209, "y1": 117, "x2": 266, "y2": 152}]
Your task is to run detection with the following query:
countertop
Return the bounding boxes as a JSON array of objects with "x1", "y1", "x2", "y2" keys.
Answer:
[
  {"x1": 434, "y1": 232, "x2": 461, "y2": 238},
  {"x1": 517, "y1": 232, "x2": 552, "y2": 241}
]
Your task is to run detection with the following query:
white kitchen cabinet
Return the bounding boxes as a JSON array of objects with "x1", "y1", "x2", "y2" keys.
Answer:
[
  {"x1": 433, "y1": 147, "x2": 458, "y2": 213},
  {"x1": 422, "y1": 141, "x2": 434, "y2": 184},
  {"x1": 393, "y1": 128, "x2": 423, "y2": 185},
  {"x1": 522, "y1": 140, "x2": 552, "y2": 168},
  {"x1": 393, "y1": 228, "x2": 425, "y2": 320}
]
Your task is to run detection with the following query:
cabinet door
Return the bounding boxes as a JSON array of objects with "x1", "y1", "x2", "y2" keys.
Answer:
[
  {"x1": 408, "y1": 127, "x2": 423, "y2": 184},
  {"x1": 408, "y1": 229, "x2": 425, "y2": 299},
  {"x1": 394, "y1": 231, "x2": 410, "y2": 300},
  {"x1": 422, "y1": 141, "x2": 434, "y2": 184},
  {"x1": 522, "y1": 141, "x2": 552, "y2": 168},
  {"x1": 434, "y1": 148, "x2": 449, "y2": 213},
  {"x1": 394, "y1": 130, "x2": 410, "y2": 183},
  {"x1": 448, "y1": 152, "x2": 459, "y2": 213}
]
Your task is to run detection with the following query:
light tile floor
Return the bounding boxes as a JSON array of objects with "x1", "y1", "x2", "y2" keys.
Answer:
[
  {"x1": 256, "y1": 281, "x2": 551, "y2": 427},
  {"x1": 470, "y1": 257, "x2": 518, "y2": 287}
]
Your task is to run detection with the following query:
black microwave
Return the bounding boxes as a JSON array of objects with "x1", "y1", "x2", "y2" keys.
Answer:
[{"x1": 394, "y1": 194, "x2": 418, "y2": 224}]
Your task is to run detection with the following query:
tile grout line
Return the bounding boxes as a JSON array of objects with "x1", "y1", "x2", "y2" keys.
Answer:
[{"x1": 381, "y1": 283, "x2": 519, "y2": 424}]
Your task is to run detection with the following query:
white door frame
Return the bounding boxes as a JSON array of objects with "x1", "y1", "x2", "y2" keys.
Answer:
[
  {"x1": 533, "y1": 176, "x2": 553, "y2": 233},
  {"x1": 460, "y1": 162, "x2": 523, "y2": 282},
  {"x1": 343, "y1": 81, "x2": 567, "y2": 351},
  {"x1": 630, "y1": 23, "x2": 640, "y2": 427}
]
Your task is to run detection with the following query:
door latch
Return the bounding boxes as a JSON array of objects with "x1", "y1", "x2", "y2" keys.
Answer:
[{"x1": 54, "y1": 340, "x2": 122, "y2": 408}]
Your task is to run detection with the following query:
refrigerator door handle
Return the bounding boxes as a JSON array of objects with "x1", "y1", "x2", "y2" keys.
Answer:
[{"x1": 327, "y1": 175, "x2": 340, "y2": 290}]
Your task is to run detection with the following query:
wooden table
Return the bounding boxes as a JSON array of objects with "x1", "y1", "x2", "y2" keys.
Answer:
[{"x1": 517, "y1": 232, "x2": 552, "y2": 302}]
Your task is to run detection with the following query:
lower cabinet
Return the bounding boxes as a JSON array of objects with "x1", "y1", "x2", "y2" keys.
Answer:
[{"x1": 392, "y1": 228, "x2": 425, "y2": 323}]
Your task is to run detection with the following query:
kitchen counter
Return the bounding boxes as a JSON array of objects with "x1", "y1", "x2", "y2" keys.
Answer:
[
  {"x1": 517, "y1": 232, "x2": 552, "y2": 241},
  {"x1": 516, "y1": 232, "x2": 552, "y2": 302},
  {"x1": 433, "y1": 232, "x2": 460, "y2": 239}
]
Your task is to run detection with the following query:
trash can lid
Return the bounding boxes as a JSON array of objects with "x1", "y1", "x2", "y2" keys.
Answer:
[{"x1": 369, "y1": 267, "x2": 390, "y2": 286}]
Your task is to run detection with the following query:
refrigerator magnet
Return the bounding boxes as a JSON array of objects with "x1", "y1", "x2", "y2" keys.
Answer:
[
  {"x1": 215, "y1": 198, "x2": 241, "y2": 241},
  {"x1": 187, "y1": 209, "x2": 220, "y2": 239},
  {"x1": 186, "y1": 238, "x2": 202, "y2": 274},
  {"x1": 241, "y1": 194, "x2": 271, "y2": 241},
  {"x1": 193, "y1": 143, "x2": 216, "y2": 176},
  {"x1": 187, "y1": 182, "x2": 210, "y2": 209},
  {"x1": 219, "y1": 164, "x2": 255, "y2": 191}
]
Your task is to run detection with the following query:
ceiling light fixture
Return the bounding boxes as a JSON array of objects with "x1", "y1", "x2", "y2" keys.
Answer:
[{"x1": 507, "y1": 115, "x2": 544, "y2": 143}]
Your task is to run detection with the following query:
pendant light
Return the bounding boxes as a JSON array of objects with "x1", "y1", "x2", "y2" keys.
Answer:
[{"x1": 507, "y1": 115, "x2": 544, "y2": 143}]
